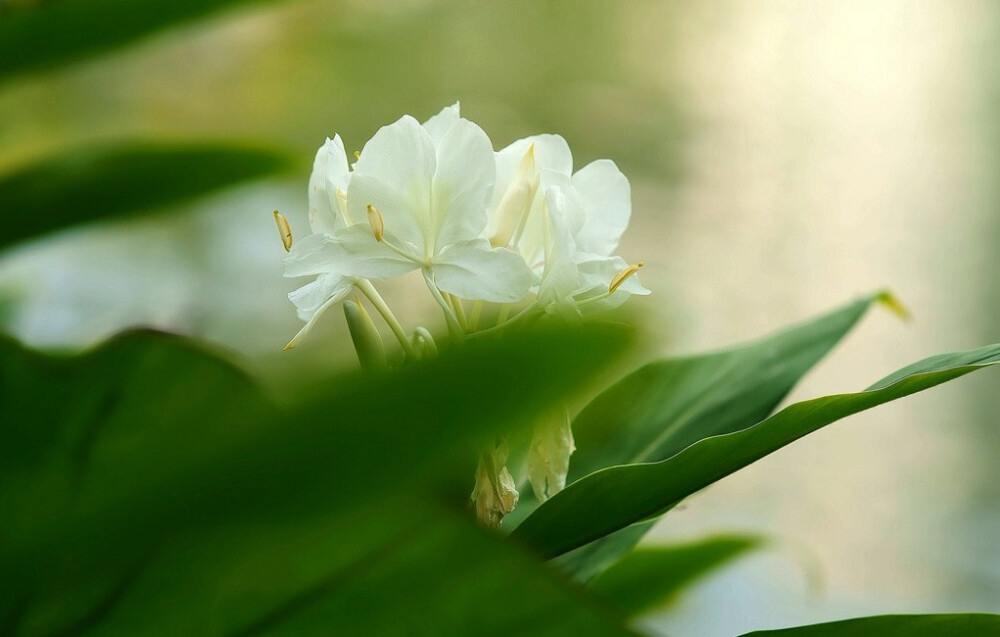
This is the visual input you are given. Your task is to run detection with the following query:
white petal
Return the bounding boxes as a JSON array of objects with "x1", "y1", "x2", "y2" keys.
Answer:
[
  {"x1": 421, "y1": 102, "x2": 460, "y2": 145},
  {"x1": 308, "y1": 135, "x2": 351, "y2": 234},
  {"x1": 348, "y1": 116, "x2": 436, "y2": 255},
  {"x1": 283, "y1": 233, "x2": 339, "y2": 277},
  {"x1": 284, "y1": 275, "x2": 354, "y2": 350},
  {"x1": 288, "y1": 273, "x2": 353, "y2": 321},
  {"x1": 576, "y1": 253, "x2": 650, "y2": 312},
  {"x1": 284, "y1": 226, "x2": 417, "y2": 280},
  {"x1": 571, "y1": 159, "x2": 631, "y2": 256},
  {"x1": 432, "y1": 239, "x2": 535, "y2": 302},
  {"x1": 432, "y1": 118, "x2": 495, "y2": 250}
]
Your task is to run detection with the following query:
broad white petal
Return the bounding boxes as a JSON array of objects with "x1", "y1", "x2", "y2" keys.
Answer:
[
  {"x1": 571, "y1": 159, "x2": 631, "y2": 256},
  {"x1": 432, "y1": 118, "x2": 495, "y2": 250},
  {"x1": 421, "y1": 102, "x2": 460, "y2": 145},
  {"x1": 433, "y1": 239, "x2": 535, "y2": 302},
  {"x1": 308, "y1": 136, "x2": 351, "y2": 234},
  {"x1": 348, "y1": 116, "x2": 436, "y2": 254},
  {"x1": 284, "y1": 226, "x2": 417, "y2": 280},
  {"x1": 283, "y1": 233, "x2": 340, "y2": 277}
]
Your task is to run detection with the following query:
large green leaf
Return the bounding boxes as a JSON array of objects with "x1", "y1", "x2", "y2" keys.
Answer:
[
  {"x1": 529, "y1": 295, "x2": 890, "y2": 581},
  {"x1": 1, "y1": 324, "x2": 631, "y2": 634},
  {"x1": 587, "y1": 535, "x2": 763, "y2": 617},
  {"x1": 0, "y1": 0, "x2": 288, "y2": 83},
  {"x1": 570, "y1": 294, "x2": 892, "y2": 478},
  {"x1": 512, "y1": 343, "x2": 1000, "y2": 559},
  {"x1": 0, "y1": 143, "x2": 294, "y2": 251},
  {"x1": 741, "y1": 614, "x2": 1000, "y2": 636}
]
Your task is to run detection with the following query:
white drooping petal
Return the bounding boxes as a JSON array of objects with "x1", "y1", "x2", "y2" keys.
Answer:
[
  {"x1": 534, "y1": 185, "x2": 581, "y2": 310},
  {"x1": 527, "y1": 407, "x2": 576, "y2": 502},
  {"x1": 288, "y1": 272, "x2": 354, "y2": 321},
  {"x1": 308, "y1": 135, "x2": 352, "y2": 235},
  {"x1": 433, "y1": 239, "x2": 535, "y2": 302},
  {"x1": 571, "y1": 159, "x2": 631, "y2": 256},
  {"x1": 284, "y1": 273, "x2": 355, "y2": 350},
  {"x1": 432, "y1": 118, "x2": 495, "y2": 250},
  {"x1": 421, "y1": 102, "x2": 460, "y2": 145},
  {"x1": 284, "y1": 226, "x2": 416, "y2": 280},
  {"x1": 348, "y1": 116, "x2": 437, "y2": 255}
]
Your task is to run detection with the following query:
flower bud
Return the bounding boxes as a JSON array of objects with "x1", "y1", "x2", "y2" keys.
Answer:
[
  {"x1": 343, "y1": 298, "x2": 387, "y2": 371},
  {"x1": 527, "y1": 407, "x2": 576, "y2": 502},
  {"x1": 489, "y1": 143, "x2": 539, "y2": 248},
  {"x1": 471, "y1": 441, "x2": 519, "y2": 527}
]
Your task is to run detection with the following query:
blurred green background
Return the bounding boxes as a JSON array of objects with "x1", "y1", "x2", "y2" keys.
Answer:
[{"x1": 1, "y1": 1, "x2": 998, "y2": 635}]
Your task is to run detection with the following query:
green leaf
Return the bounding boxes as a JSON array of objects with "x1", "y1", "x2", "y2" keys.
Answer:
[
  {"x1": 0, "y1": 0, "x2": 288, "y2": 83},
  {"x1": 570, "y1": 295, "x2": 888, "y2": 478},
  {"x1": 512, "y1": 343, "x2": 1000, "y2": 559},
  {"x1": 0, "y1": 324, "x2": 631, "y2": 634},
  {"x1": 587, "y1": 535, "x2": 763, "y2": 617},
  {"x1": 0, "y1": 143, "x2": 294, "y2": 251},
  {"x1": 741, "y1": 614, "x2": 1000, "y2": 636},
  {"x1": 528, "y1": 294, "x2": 889, "y2": 581}
]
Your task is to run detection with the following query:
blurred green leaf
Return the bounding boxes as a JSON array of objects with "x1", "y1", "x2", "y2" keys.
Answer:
[
  {"x1": 0, "y1": 143, "x2": 294, "y2": 251},
  {"x1": 513, "y1": 343, "x2": 1000, "y2": 559},
  {"x1": 587, "y1": 535, "x2": 763, "y2": 617},
  {"x1": 0, "y1": 0, "x2": 289, "y2": 83},
  {"x1": 0, "y1": 324, "x2": 631, "y2": 634},
  {"x1": 741, "y1": 614, "x2": 1000, "y2": 636},
  {"x1": 523, "y1": 294, "x2": 886, "y2": 582}
]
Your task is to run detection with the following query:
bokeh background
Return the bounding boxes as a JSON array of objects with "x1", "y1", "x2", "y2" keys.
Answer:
[{"x1": 1, "y1": 1, "x2": 998, "y2": 635}]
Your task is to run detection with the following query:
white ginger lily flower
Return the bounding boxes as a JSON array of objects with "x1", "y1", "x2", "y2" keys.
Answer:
[
  {"x1": 284, "y1": 110, "x2": 536, "y2": 296},
  {"x1": 488, "y1": 133, "x2": 650, "y2": 316},
  {"x1": 283, "y1": 105, "x2": 535, "y2": 346}
]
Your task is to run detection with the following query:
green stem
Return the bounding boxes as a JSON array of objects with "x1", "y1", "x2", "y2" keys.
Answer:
[
  {"x1": 422, "y1": 269, "x2": 465, "y2": 343},
  {"x1": 357, "y1": 279, "x2": 417, "y2": 358}
]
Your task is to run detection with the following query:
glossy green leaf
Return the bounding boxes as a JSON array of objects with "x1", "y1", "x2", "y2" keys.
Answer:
[
  {"x1": 0, "y1": 0, "x2": 288, "y2": 83},
  {"x1": 587, "y1": 535, "x2": 763, "y2": 617},
  {"x1": 741, "y1": 613, "x2": 1000, "y2": 636},
  {"x1": 0, "y1": 143, "x2": 295, "y2": 251},
  {"x1": 0, "y1": 324, "x2": 631, "y2": 634},
  {"x1": 532, "y1": 295, "x2": 890, "y2": 581},
  {"x1": 513, "y1": 343, "x2": 1000, "y2": 559}
]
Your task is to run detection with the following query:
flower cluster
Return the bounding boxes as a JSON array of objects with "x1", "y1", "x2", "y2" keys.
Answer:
[{"x1": 277, "y1": 103, "x2": 648, "y2": 524}]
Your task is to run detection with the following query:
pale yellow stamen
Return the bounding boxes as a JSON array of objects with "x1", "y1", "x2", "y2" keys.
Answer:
[
  {"x1": 609, "y1": 262, "x2": 644, "y2": 294},
  {"x1": 354, "y1": 150, "x2": 361, "y2": 160},
  {"x1": 367, "y1": 204, "x2": 385, "y2": 242},
  {"x1": 273, "y1": 210, "x2": 293, "y2": 251}
]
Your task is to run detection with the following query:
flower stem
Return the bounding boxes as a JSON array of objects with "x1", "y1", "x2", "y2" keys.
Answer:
[
  {"x1": 468, "y1": 300, "x2": 484, "y2": 331},
  {"x1": 469, "y1": 303, "x2": 542, "y2": 339},
  {"x1": 448, "y1": 293, "x2": 469, "y2": 331},
  {"x1": 356, "y1": 279, "x2": 417, "y2": 358},
  {"x1": 422, "y1": 269, "x2": 465, "y2": 343}
]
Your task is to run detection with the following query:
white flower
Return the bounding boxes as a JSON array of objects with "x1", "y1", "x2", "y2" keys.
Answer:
[
  {"x1": 285, "y1": 108, "x2": 538, "y2": 302},
  {"x1": 283, "y1": 106, "x2": 536, "y2": 346},
  {"x1": 488, "y1": 133, "x2": 650, "y2": 315}
]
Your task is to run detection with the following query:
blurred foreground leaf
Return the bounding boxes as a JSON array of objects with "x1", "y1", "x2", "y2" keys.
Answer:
[
  {"x1": 587, "y1": 535, "x2": 763, "y2": 617},
  {"x1": 742, "y1": 613, "x2": 1000, "y2": 636},
  {"x1": 0, "y1": 324, "x2": 630, "y2": 634},
  {"x1": 513, "y1": 343, "x2": 1000, "y2": 558},
  {"x1": 0, "y1": 143, "x2": 294, "y2": 252},
  {"x1": 522, "y1": 295, "x2": 886, "y2": 582},
  {"x1": 0, "y1": 0, "x2": 288, "y2": 83}
]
